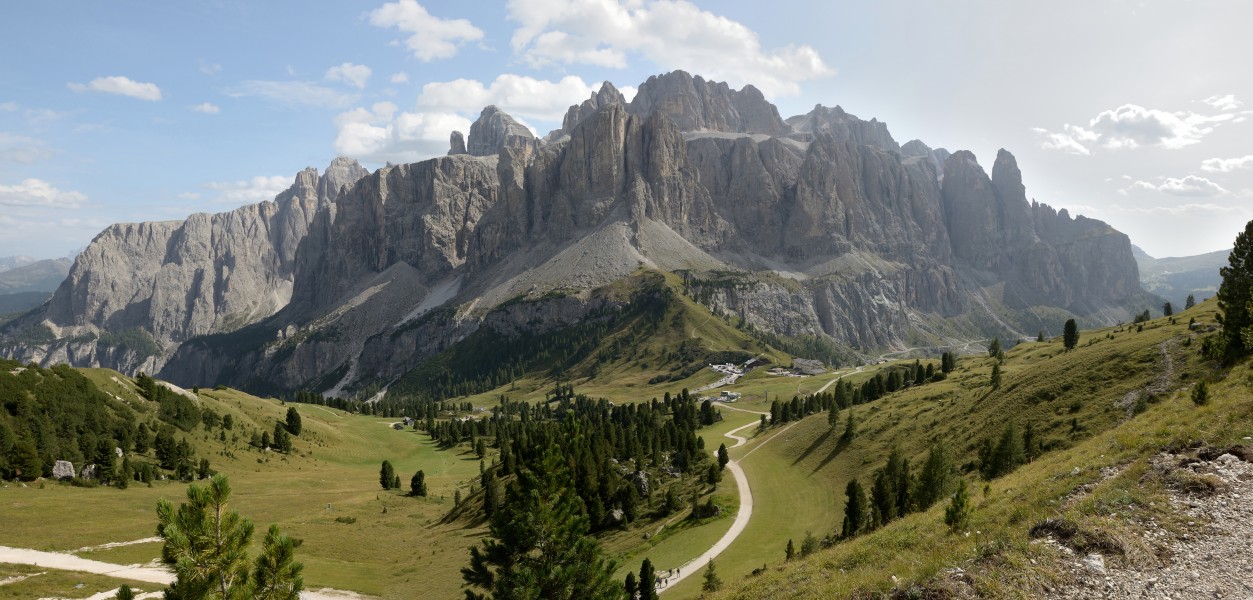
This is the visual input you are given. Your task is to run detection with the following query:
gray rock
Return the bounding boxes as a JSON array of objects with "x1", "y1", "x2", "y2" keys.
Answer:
[
  {"x1": 52, "y1": 460, "x2": 75, "y2": 479},
  {"x1": 1083, "y1": 553, "x2": 1106, "y2": 574},
  {"x1": 80, "y1": 464, "x2": 97, "y2": 480},
  {"x1": 448, "y1": 130, "x2": 467, "y2": 155},
  {"x1": 632, "y1": 471, "x2": 650, "y2": 497},
  {"x1": 467, "y1": 106, "x2": 536, "y2": 156},
  {"x1": 787, "y1": 104, "x2": 900, "y2": 152},
  {"x1": 629, "y1": 70, "x2": 790, "y2": 135}
]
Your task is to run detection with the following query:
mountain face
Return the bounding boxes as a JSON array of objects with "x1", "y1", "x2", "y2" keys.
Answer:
[
  {"x1": 1133, "y1": 245, "x2": 1228, "y2": 308},
  {"x1": 1, "y1": 70, "x2": 1149, "y2": 394},
  {"x1": 0, "y1": 258, "x2": 71, "y2": 294}
]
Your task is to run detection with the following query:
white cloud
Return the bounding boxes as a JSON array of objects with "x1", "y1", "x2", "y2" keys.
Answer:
[
  {"x1": 326, "y1": 62, "x2": 373, "y2": 89},
  {"x1": 419, "y1": 74, "x2": 598, "y2": 122},
  {"x1": 505, "y1": 0, "x2": 833, "y2": 97},
  {"x1": 369, "y1": 0, "x2": 484, "y2": 62},
  {"x1": 333, "y1": 102, "x2": 472, "y2": 164},
  {"x1": 198, "y1": 61, "x2": 222, "y2": 76},
  {"x1": 1202, "y1": 94, "x2": 1242, "y2": 111},
  {"x1": 0, "y1": 102, "x2": 17, "y2": 112},
  {"x1": 1103, "y1": 202, "x2": 1247, "y2": 216},
  {"x1": 1122, "y1": 175, "x2": 1227, "y2": 197},
  {"x1": 203, "y1": 175, "x2": 292, "y2": 205},
  {"x1": 67, "y1": 76, "x2": 163, "y2": 101},
  {"x1": 230, "y1": 80, "x2": 358, "y2": 109},
  {"x1": 390, "y1": 72, "x2": 409, "y2": 84},
  {"x1": 189, "y1": 102, "x2": 220, "y2": 114},
  {"x1": 1037, "y1": 103, "x2": 1238, "y2": 154},
  {"x1": 0, "y1": 133, "x2": 53, "y2": 163},
  {"x1": 1031, "y1": 126, "x2": 1093, "y2": 156},
  {"x1": 0, "y1": 178, "x2": 87, "y2": 208},
  {"x1": 1201, "y1": 155, "x2": 1253, "y2": 173}
]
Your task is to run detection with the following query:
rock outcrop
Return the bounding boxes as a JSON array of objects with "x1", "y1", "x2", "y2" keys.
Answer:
[
  {"x1": 466, "y1": 106, "x2": 536, "y2": 156},
  {"x1": 628, "y1": 70, "x2": 790, "y2": 136},
  {"x1": 545, "y1": 81, "x2": 628, "y2": 142},
  {"x1": 1, "y1": 158, "x2": 367, "y2": 374},
  {"x1": 787, "y1": 104, "x2": 900, "y2": 152},
  {"x1": 448, "y1": 130, "x2": 467, "y2": 155}
]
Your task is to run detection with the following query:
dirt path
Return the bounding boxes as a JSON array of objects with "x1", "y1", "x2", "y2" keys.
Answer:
[{"x1": 0, "y1": 545, "x2": 369, "y2": 599}]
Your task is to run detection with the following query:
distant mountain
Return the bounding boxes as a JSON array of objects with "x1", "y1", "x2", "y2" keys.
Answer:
[
  {"x1": 1132, "y1": 245, "x2": 1228, "y2": 308},
  {"x1": 0, "y1": 258, "x2": 71, "y2": 294},
  {"x1": 2, "y1": 71, "x2": 1155, "y2": 397},
  {"x1": 0, "y1": 255, "x2": 36, "y2": 273}
]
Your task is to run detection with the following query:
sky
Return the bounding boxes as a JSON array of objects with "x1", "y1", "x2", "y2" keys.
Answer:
[{"x1": 1, "y1": 0, "x2": 1250, "y2": 259}]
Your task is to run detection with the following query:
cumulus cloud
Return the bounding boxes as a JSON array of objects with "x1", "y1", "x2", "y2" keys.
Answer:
[
  {"x1": 189, "y1": 102, "x2": 220, "y2": 114},
  {"x1": 1036, "y1": 102, "x2": 1238, "y2": 155},
  {"x1": 390, "y1": 72, "x2": 409, "y2": 84},
  {"x1": 326, "y1": 62, "x2": 373, "y2": 89},
  {"x1": 0, "y1": 133, "x2": 53, "y2": 163},
  {"x1": 1121, "y1": 175, "x2": 1227, "y2": 197},
  {"x1": 68, "y1": 76, "x2": 163, "y2": 101},
  {"x1": 504, "y1": 0, "x2": 833, "y2": 97},
  {"x1": 1202, "y1": 94, "x2": 1242, "y2": 111},
  {"x1": 1103, "y1": 202, "x2": 1247, "y2": 216},
  {"x1": 419, "y1": 74, "x2": 597, "y2": 122},
  {"x1": 230, "y1": 80, "x2": 358, "y2": 109},
  {"x1": 0, "y1": 178, "x2": 87, "y2": 208},
  {"x1": 203, "y1": 175, "x2": 292, "y2": 204},
  {"x1": 369, "y1": 0, "x2": 484, "y2": 62},
  {"x1": 333, "y1": 102, "x2": 472, "y2": 164},
  {"x1": 1201, "y1": 155, "x2": 1253, "y2": 173}
]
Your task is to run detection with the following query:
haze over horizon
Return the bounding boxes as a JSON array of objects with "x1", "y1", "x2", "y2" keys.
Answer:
[{"x1": 1, "y1": 0, "x2": 1249, "y2": 259}]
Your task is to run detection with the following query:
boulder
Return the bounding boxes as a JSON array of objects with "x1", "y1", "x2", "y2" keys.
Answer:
[
  {"x1": 80, "y1": 464, "x2": 97, "y2": 479},
  {"x1": 53, "y1": 460, "x2": 75, "y2": 480}
]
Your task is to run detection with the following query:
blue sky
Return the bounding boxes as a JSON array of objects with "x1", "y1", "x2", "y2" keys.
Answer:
[{"x1": 1, "y1": 1, "x2": 1250, "y2": 259}]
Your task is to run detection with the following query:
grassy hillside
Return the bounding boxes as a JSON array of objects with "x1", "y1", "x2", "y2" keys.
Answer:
[{"x1": 701, "y1": 300, "x2": 1245, "y2": 598}]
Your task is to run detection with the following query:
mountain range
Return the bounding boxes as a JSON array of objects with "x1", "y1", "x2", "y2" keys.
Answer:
[{"x1": 0, "y1": 71, "x2": 1158, "y2": 397}]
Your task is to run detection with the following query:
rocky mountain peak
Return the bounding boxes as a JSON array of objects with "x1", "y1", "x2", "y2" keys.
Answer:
[
  {"x1": 317, "y1": 157, "x2": 368, "y2": 204},
  {"x1": 901, "y1": 139, "x2": 951, "y2": 181},
  {"x1": 448, "y1": 130, "x2": 467, "y2": 155},
  {"x1": 627, "y1": 70, "x2": 790, "y2": 135},
  {"x1": 786, "y1": 104, "x2": 900, "y2": 152},
  {"x1": 467, "y1": 105, "x2": 536, "y2": 156}
]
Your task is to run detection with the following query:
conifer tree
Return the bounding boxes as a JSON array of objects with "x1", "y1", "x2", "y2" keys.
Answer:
[
  {"x1": 1185, "y1": 294, "x2": 1196, "y2": 310},
  {"x1": 115, "y1": 584, "x2": 135, "y2": 600},
  {"x1": 284, "y1": 407, "x2": 302, "y2": 436},
  {"x1": 1216, "y1": 220, "x2": 1253, "y2": 360},
  {"x1": 156, "y1": 474, "x2": 302, "y2": 599},
  {"x1": 842, "y1": 409, "x2": 856, "y2": 441},
  {"x1": 1192, "y1": 381, "x2": 1210, "y2": 406},
  {"x1": 462, "y1": 449, "x2": 622, "y2": 600},
  {"x1": 638, "y1": 558, "x2": 658, "y2": 600},
  {"x1": 785, "y1": 539, "x2": 795, "y2": 561},
  {"x1": 1037, "y1": 330, "x2": 1045, "y2": 342},
  {"x1": 827, "y1": 404, "x2": 839, "y2": 429},
  {"x1": 988, "y1": 338, "x2": 1001, "y2": 358},
  {"x1": 990, "y1": 362, "x2": 1002, "y2": 390},
  {"x1": 913, "y1": 443, "x2": 952, "y2": 510},
  {"x1": 1162, "y1": 302, "x2": 1174, "y2": 317},
  {"x1": 701, "y1": 560, "x2": 722, "y2": 593},
  {"x1": 379, "y1": 460, "x2": 395, "y2": 491},
  {"x1": 1063, "y1": 319, "x2": 1079, "y2": 350},
  {"x1": 410, "y1": 470, "x2": 427, "y2": 497},
  {"x1": 717, "y1": 443, "x2": 729, "y2": 471},
  {"x1": 944, "y1": 479, "x2": 972, "y2": 533},
  {"x1": 624, "y1": 572, "x2": 637, "y2": 599},
  {"x1": 841, "y1": 479, "x2": 868, "y2": 538}
]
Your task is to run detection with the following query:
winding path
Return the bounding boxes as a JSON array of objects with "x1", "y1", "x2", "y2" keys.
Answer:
[{"x1": 657, "y1": 409, "x2": 767, "y2": 593}]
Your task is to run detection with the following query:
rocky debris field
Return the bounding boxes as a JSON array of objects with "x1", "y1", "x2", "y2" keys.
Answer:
[{"x1": 1050, "y1": 444, "x2": 1253, "y2": 599}]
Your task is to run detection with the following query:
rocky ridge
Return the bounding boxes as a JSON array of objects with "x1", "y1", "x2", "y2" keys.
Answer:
[{"x1": 2, "y1": 70, "x2": 1151, "y2": 394}]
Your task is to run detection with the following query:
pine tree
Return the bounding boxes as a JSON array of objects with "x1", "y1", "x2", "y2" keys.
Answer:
[
  {"x1": 800, "y1": 531, "x2": 818, "y2": 556},
  {"x1": 1162, "y1": 302, "x2": 1174, "y2": 317},
  {"x1": 701, "y1": 560, "x2": 722, "y2": 593},
  {"x1": 1063, "y1": 319, "x2": 1079, "y2": 350},
  {"x1": 1185, "y1": 294, "x2": 1196, "y2": 310},
  {"x1": 285, "y1": 408, "x2": 302, "y2": 436},
  {"x1": 841, "y1": 409, "x2": 856, "y2": 441},
  {"x1": 841, "y1": 479, "x2": 868, "y2": 538},
  {"x1": 638, "y1": 558, "x2": 658, "y2": 600},
  {"x1": 410, "y1": 470, "x2": 427, "y2": 497},
  {"x1": 717, "y1": 443, "x2": 729, "y2": 471},
  {"x1": 115, "y1": 584, "x2": 135, "y2": 600},
  {"x1": 462, "y1": 449, "x2": 622, "y2": 600},
  {"x1": 827, "y1": 404, "x2": 839, "y2": 429},
  {"x1": 944, "y1": 479, "x2": 972, "y2": 533},
  {"x1": 785, "y1": 538, "x2": 795, "y2": 561},
  {"x1": 913, "y1": 443, "x2": 952, "y2": 510},
  {"x1": 1037, "y1": 330, "x2": 1045, "y2": 342},
  {"x1": 990, "y1": 362, "x2": 1002, "y2": 390},
  {"x1": 624, "y1": 572, "x2": 637, "y2": 599},
  {"x1": 379, "y1": 460, "x2": 395, "y2": 491},
  {"x1": 988, "y1": 338, "x2": 1001, "y2": 358},
  {"x1": 157, "y1": 474, "x2": 303, "y2": 599},
  {"x1": 1216, "y1": 220, "x2": 1253, "y2": 360}
]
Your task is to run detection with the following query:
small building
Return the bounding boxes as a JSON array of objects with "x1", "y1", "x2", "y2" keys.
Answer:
[{"x1": 719, "y1": 391, "x2": 741, "y2": 402}]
